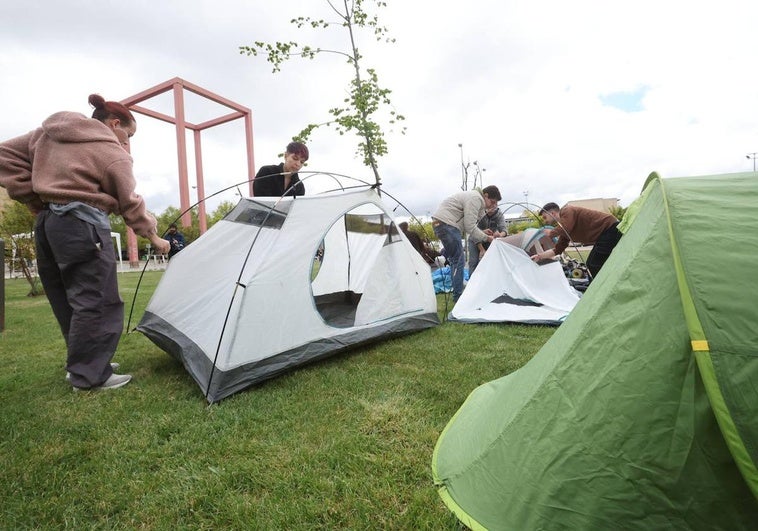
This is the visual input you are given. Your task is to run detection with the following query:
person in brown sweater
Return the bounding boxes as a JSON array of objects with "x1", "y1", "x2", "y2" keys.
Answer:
[
  {"x1": 530, "y1": 202, "x2": 622, "y2": 278},
  {"x1": 0, "y1": 94, "x2": 170, "y2": 390}
]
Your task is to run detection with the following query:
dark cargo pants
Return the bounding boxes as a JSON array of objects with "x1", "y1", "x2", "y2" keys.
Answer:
[
  {"x1": 35, "y1": 210, "x2": 123, "y2": 388},
  {"x1": 586, "y1": 222, "x2": 623, "y2": 278}
]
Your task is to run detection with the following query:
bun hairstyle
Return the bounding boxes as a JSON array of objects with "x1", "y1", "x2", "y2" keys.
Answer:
[{"x1": 88, "y1": 93, "x2": 136, "y2": 126}]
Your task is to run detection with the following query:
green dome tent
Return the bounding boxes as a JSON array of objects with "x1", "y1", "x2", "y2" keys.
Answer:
[{"x1": 432, "y1": 172, "x2": 758, "y2": 530}]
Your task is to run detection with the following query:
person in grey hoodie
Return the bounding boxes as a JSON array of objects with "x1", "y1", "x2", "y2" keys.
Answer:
[
  {"x1": 0, "y1": 94, "x2": 170, "y2": 390},
  {"x1": 432, "y1": 185, "x2": 501, "y2": 301}
]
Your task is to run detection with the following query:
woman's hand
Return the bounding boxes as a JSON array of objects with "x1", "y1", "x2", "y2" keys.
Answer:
[{"x1": 150, "y1": 234, "x2": 171, "y2": 255}]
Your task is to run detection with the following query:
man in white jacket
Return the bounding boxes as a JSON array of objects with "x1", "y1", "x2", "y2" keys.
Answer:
[{"x1": 432, "y1": 185, "x2": 501, "y2": 301}]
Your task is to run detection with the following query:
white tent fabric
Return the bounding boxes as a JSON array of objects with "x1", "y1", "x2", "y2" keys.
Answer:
[
  {"x1": 450, "y1": 239, "x2": 580, "y2": 325},
  {"x1": 499, "y1": 226, "x2": 556, "y2": 255},
  {"x1": 311, "y1": 228, "x2": 386, "y2": 297},
  {"x1": 138, "y1": 188, "x2": 439, "y2": 402}
]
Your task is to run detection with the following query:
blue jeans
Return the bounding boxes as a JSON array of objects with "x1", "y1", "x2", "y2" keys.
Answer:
[
  {"x1": 467, "y1": 238, "x2": 486, "y2": 275},
  {"x1": 434, "y1": 222, "x2": 464, "y2": 301}
]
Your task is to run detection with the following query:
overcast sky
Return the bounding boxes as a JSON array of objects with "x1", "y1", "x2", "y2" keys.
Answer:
[{"x1": 2, "y1": 0, "x2": 757, "y2": 221}]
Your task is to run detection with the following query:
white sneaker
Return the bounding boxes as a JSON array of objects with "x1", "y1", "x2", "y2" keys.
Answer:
[
  {"x1": 73, "y1": 373, "x2": 132, "y2": 391},
  {"x1": 66, "y1": 362, "x2": 120, "y2": 382}
]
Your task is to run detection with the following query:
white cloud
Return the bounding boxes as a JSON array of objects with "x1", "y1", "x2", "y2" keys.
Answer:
[{"x1": 1, "y1": 0, "x2": 758, "y2": 224}]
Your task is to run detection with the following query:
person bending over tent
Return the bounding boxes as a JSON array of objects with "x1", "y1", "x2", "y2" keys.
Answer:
[
  {"x1": 530, "y1": 202, "x2": 622, "y2": 278},
  {"x1": 0, "y1": 93, "x2": 170, "y2": 391},
  {"x1": 432, "y1": 185, "x2": 501, "y2": 302},
  {"x1": 399, "y1": 221, "x2": 436, "y2": 265},
  {"x1": 253, "y1": 141, "x2": 308, "y2": 197},
  {"x1": 467, "y1": 205, "x2": 507, "y2": 275}
]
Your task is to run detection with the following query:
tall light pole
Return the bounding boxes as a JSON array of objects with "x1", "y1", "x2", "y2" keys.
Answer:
[
  {"x1": 458, "y1": 143, "x2": 470, "y2": 190},
  {"x1": 747, "y1": 152, "x2": 757, "y2": 172},
  {"x1": 472, "y1": 161, "x2": 486, "y2": 189}
]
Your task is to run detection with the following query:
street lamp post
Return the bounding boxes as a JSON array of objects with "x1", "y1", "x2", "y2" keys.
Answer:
[
  {"x1": 472, "y1": 161, "x2": 486, "y2": 189},
  {"x1": 458, "y1": 143, "x2": 470, "y2": 191},
  {"x1": 747, "y1": 152, "x2": 757, "y2": 172}
]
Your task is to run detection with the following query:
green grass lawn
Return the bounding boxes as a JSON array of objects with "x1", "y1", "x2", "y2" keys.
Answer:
[{"x1": 0, "y1": 272, "x2": 554, "y2": 529}]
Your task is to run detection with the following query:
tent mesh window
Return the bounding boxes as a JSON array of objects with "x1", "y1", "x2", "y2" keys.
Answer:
[
  {"x1": 226, "y1": 198, "x2": 292, "y2": 229},
  {"x1": 313, "y1": 209, "x2": 401, "y2": 328}
]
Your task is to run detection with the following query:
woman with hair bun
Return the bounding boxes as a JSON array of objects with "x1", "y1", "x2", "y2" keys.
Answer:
[{"x1": 0, "y1": 93, "x2": 170, "y2": 391}]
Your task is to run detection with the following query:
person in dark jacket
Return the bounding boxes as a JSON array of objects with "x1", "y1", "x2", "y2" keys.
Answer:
[
  {"x1": 253, "y1": 141, "x2": 308, "y2": 197},
  {"x1": 166, "y1": 223, "x2": 186, "y2": 259}
]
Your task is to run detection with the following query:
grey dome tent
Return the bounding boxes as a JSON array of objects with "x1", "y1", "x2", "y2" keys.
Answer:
[
  {"x1": 138, "y1": 187, "x2": 439, "y2": 403},
  {"x1": 432, "y1": 172, "x2": 758, "y2": 529}
]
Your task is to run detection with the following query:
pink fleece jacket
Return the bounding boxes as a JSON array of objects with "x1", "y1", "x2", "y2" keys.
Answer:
[{"x1": 0, "y1": 111, "x2": 157, "y2": 237}]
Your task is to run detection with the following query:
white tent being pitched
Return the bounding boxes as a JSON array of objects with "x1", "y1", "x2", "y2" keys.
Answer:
[
  {"x1": 450, "y1": 238, "x2": 581, "y2": 325},
  {"x1": 499, "y1": 226, "x2": 556, "y2": 255},
  {"x1": 138, "y1": 187, "x2": 439, "y2": 402}
]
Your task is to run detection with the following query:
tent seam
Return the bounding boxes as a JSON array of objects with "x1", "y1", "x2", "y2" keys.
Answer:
[{"x1": 658, "y1": 175, "x2": 758, "y2": 499}]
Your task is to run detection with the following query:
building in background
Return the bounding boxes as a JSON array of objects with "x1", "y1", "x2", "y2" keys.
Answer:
[{"x1": 566, "y1": 197, "x2": 619, "y2": 212}]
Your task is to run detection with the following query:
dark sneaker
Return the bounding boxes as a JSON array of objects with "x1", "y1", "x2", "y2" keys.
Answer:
[
  {"x1": 73, "y1": 373, "x2": 132, "y2": 391},
  {"x1": 66, "y1": 362, "x2": 120, "y2": 382}
]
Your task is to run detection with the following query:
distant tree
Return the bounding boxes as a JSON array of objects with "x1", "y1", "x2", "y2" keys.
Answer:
[
  {"x1": 409, "y1": 219, "x2": 436, "y2": 244},
  {"x1": 208, "y1": 200, "x2": 237, "y2": 227},
  {"x1": 0, "y1": 202, "x2": 43, "y2": 296},
  {"x1": 108, "y1": 214, "x2": 127, "y2": 254},
  {"x1": 508, "y1": 218, "x2": 542, "y2": 234},
  {"x1": 407, "y1": 219, "x2": 440, "y2": 260},
  {"x1": 109, "y1": 206, "x2": 199, "y2": 259},
  {"x1": 608, "y1": 205, "x2": 627, "y2": 220},
  {"x1": 109, "y1": 201, "x2": 239, "y2": 260},
  {"x1": 240, "y1": 0, "x2": 405, "y2": 186},
  {"x1": 156, "y1": 207, "x2": 201, "y2": 250}
]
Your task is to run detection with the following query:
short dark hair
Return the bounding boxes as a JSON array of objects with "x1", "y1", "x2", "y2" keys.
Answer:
[
  {"x1": 286, "y1": 141, "x2": 309, "y2": 161},
  {"x1": 398, "y1": 221, "x2": 409, "y2": 231},
  {"x1": 482, "y1": 185, "x2": 501, "y2": 201},
  {"x1": 539, "y1": 202, "x2": 560, "y2": 216}
]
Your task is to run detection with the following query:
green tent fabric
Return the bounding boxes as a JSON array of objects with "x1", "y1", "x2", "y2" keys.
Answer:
[{"x1": 432, "y1": 172, "x2": 758, "y2": 530}]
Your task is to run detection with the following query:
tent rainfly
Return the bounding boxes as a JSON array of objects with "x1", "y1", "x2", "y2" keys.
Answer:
[
  {"x1": 449, "y1": 234, "x2": 580, "y2": 325},
  {"x1": 138, "y1": 187, "x2": 439, "y2": 402},
  {"x1": 432, "y1": 172, "x2": 758, "y2": 530}
]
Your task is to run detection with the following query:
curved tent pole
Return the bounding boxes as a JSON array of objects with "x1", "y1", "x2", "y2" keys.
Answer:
[
  {"x1": 126, "y1": 171, "x2": 376, "y2": 333},
  {"x1": 378, "y1": 188, "x2": 457, "y2": 317},
  {"x1": 200, "y1": 172, "x2": 377, "y2": 402},
  {"x1": 126, "y1": 171, "x2": 407, "y2": 402}
]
